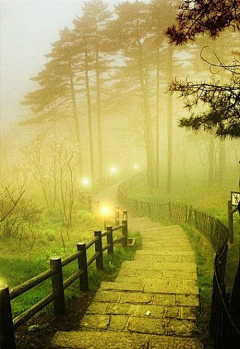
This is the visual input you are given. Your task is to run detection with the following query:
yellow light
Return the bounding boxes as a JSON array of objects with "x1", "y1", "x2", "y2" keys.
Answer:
[
  {"x1": 0, "y1": 278, "x2": 7, "y2": 288},
  {"x1": 101, "y1": 207, "x2": 109, "y2": 215},
  {"x1": 82, "y1": 178, "x2": 90, "y2": 186},
  {"x1": 133, "y1": 164, "x2": 139, "y2": 170},
  {"x1": 111, "y1": 167, "x2": 117, "y2": 173}
]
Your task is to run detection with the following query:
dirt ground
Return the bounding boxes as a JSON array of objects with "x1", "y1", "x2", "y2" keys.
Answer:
[{"x1": 14, "y1": 292, "x2": 95, "y2": 349}]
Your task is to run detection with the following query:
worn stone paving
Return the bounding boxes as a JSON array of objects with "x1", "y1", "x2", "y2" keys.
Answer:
[{"x1": 51, "y1": 217, "x2": 204, "y2": 348}]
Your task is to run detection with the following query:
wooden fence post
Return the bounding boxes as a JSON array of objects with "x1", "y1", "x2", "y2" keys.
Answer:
[
  {"x1": 229, "y1": 250, "x2": 240, "y2": 313},
  {"x1": 77, "y1": 243, "x2": 88, "y2": 291},
  {"x1": 228, "y1": 200, "x2": 234, "y2": 243},
  {"x1": 122, "y1": 210, "x2": 128, "y2": 220},
  {"x1": 94, "y1": 231, "x2": 104, "y2": 269},
  {"x1": 50, "y1": 256, "x2": 66, "y2": 315},
  {"x1": 122, "y1": 219, "x2": 128, "y2": 247},
  {"x1": 0, "y1": 284, "x2": 16, "y2": 349},
  {"x1": 107, "y1": 226, "x2": 114, "y2": 254},
  {"x1": 115, "y1": 205, "x2": 120, "y2": 225}
]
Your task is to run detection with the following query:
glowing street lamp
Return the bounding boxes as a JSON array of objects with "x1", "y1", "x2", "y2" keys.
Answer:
[
  {"x1": 111, "y1": 167, "x2": 117, "y2": 174},
  {"x1": 101, "y1": 206, "x2": 109, "y2": 229},
  {"x1": 82, "y1": 178, "x2": 90, "y2": 186}
]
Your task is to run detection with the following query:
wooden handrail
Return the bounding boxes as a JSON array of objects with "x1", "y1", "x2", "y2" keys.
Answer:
[
  {"x1": 0, "y1": 207, "x2": 128, "y2": 349},
  {"x1": 10, "y1": 269, "x2": 54, "y2": 300},
  {"x1": 112, "y1": 224, "x2": 123, "y2": 231},
  {"x1": 61, "y1": 251, "x2": 82, "y2": 267},
  {"x1": 86, "y1": 236, "x2": 98, "y2": 250},
  {"x1": 13, "y1": 292, "x2": 55, "y2": 330}
]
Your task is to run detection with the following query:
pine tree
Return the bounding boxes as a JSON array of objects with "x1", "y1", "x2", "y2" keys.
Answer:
[
  {"x1": 166, "y1": 0, "x2": 240, "y2": 138},
  {"x1": 21, "y1": 28, "x2": 83, "y2": 173}
]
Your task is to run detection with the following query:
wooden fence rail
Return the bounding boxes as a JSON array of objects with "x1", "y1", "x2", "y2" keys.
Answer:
[{"x1": 0, "y1": 207, "x2": 128, "y2": 349}]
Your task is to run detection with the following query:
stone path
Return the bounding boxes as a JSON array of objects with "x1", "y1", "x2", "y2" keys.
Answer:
[{"x1": 51, "y1": 217, "x2": 203, "y2": 348}]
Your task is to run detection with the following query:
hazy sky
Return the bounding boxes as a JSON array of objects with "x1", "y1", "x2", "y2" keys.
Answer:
[{"x1": 0, "y1": 0, "x2": 119, "y2": 132}]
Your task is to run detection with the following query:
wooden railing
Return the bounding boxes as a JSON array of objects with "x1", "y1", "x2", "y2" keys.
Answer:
[
  {"x1": 0, "y1": 207, "x2": 128, "y2": 349},
  {"x1": 118, "y1": 180, "x2": 240, "y2": 349}
]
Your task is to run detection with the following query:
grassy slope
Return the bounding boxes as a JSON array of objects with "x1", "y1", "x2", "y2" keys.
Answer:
[{"x1": 0, "y1": 207, "x2": 141, "y2": 317}]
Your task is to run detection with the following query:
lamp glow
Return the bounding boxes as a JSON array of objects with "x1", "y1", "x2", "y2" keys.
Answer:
[
  {"x1": 82, "y1": 178, "x2": 90, "y2": 186},
  {"x1": 101, "y1": 206, "x2": 109, "y2": 229},
  {"x1": 101, "y1": 207, "x2": 109, "y2": 215}
]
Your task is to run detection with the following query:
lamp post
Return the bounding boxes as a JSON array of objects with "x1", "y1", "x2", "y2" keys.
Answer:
[{"x1": 101, "y1": 207, "x2": 109, "y2": 229}]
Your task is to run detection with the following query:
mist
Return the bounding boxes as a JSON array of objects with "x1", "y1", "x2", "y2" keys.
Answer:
[{"x1": 0, "y1": 2, "x2": 240, "y2": 348}]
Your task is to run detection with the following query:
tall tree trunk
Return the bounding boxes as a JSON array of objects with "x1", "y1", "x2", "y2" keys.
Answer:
[
  {"x1": 155, "y1": 39, "x2": 160, "y2": 189},
  {"x1": 167, "y1": 45, "x2": 173, "y2": 194},
  {"x1": 84, "y1": 45, "x2": 95, "y2": 183},
  {"x1": 95, "y1": 38, "x2": 103, "y2": 184},
  {"x1": 218, "y1": 38, "x2": 226, "y2": 187},
  {"x1": 138, "y1": 42, "x2": 155, "y2": 188},
  {"x1": 69, "y1": 63, "x2": 82, "y2": 175}
]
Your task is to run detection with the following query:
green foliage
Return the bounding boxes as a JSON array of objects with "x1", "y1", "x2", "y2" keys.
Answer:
[
  {"x1": 28, "y1": 324, "x2": 40, "y2": 333},
  {"x1": 0, "y1": 189, "x2": 43, "y2": 238},
  {"x1": 182, "y1": 224, "x2": 214, "y2": 348},
  {"x1": 0, "y1": 205, "x2": 140, "y2": 319}
]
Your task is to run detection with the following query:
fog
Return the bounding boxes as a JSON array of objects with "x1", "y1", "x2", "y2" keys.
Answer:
[{"x1": 1, "y1": 0, "x2": 87, "y2": 130}]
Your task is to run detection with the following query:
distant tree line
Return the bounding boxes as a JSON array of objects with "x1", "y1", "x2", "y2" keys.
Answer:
[{"x1": 20, "y1": 0, "x2": 179, "y2": 190}]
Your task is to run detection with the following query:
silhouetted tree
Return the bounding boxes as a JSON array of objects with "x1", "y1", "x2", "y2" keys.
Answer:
[
  {"x1": 21, "y1": 28, "x2": 83, "y2": 173},
  {"x1": 73, "y1": 16, "x2": 95, "y2": 182},
  {"x1": 110, "y1": 0, "x2": 157, "y2": 187},
  {"x1": 80, "y1": 0, "x2": 112, "y2": 184},
  {"x1": 149, "y1": 0, "x2": 177, "y2": 190},
  {"x1": 166, "y1": 0, "x2": 240, "y2": 138}
]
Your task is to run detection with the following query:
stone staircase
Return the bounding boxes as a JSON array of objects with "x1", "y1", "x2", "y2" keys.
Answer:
[{"x1": 51, "y1": 217, "x2": 204, "y2": 349}]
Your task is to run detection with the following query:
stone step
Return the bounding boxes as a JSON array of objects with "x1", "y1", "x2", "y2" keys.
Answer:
[
  {"x1": 135, "y1": 250, "x2": 195, "y2": 256},
  {"x1": 79, "y1": 314, "x2": 197, "y2": 336},
  {"x1": 134, "y1": 252, "x2": 196, "y2": 263},
  {"x1": 98, "y1": 281, "x2": 199, "y2": 295},
  {"x1": 118, "y1": 268, "x2": 198, "y2": 280},
  {"x1": 51, "y1": 330, "x2": 204, "y2": 349},
  {"x1": 141, "y1": 243, "x2": 193, "y2": 251},
  {"x1": 93, "y1": 290, "x2": 200, "y2": 307},
  {"x1": 114, "y1": 276, "x2": 197, "y2": 288},
  {"x1": 86, "y1": 301, "x2": 198, "y2": 320},
  {"x1": 121, "y1": 260, "x2": 197, "y2": 272}
]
